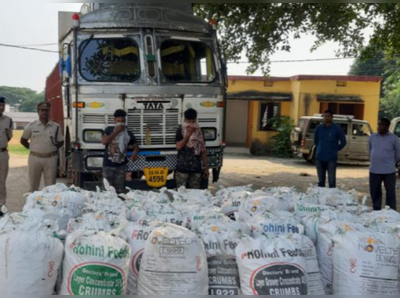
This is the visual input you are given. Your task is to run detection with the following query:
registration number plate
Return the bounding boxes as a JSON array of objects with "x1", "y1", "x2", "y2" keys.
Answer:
[{"x1": 143, "y1": 167, "x2": 169, "y2": 188}]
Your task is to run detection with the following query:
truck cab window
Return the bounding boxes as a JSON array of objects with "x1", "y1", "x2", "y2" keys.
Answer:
[
  {"x1": 79, "y1": 38, "x2": 140, "y2": 82},
  {"x1": 160, "y1": 40, "x2": 215, "y2": 83}
]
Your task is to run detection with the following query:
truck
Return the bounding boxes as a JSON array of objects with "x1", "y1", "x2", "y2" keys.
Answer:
[{"x1": 45, "y1": 3, "x2": 226, "y2": 190}]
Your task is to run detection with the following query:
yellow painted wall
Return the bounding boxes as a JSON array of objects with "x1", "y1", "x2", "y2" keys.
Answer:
[
  {"x1": 227, "y1": 77, "x2": 381, "y2": 147},
  {"x1": 294, "y1": 80, "x2": 381, "y2": 129}
]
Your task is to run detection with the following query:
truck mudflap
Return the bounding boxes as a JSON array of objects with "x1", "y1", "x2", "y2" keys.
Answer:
[{"x1": 71, "y1": 146, "x2": 224, "y2": 189}]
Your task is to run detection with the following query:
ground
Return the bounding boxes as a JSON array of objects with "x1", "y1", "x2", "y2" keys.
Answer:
[{"x1": 6, "y1": 151, "x2": 400, "y2": 213}]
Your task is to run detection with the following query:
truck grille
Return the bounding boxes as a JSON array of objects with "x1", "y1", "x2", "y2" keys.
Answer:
[
  {"x1": 83, "y1": 114, "x2": 114, "y2": 125},
  {"x1": 127, "y1": 108, "x2": 180, "y2": 147}
]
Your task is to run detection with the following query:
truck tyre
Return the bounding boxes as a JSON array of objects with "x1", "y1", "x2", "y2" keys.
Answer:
[
  {"x1": 200, "y1": 177, "x2": 209, "y2": 190},
  {"x1": 67, "y1": 157, "x2": 81, "y2": 187}
]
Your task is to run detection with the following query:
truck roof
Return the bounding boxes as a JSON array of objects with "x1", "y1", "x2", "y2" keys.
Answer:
[{"x1": 79, "y1": 4, "x2": 210, "y2": 34}]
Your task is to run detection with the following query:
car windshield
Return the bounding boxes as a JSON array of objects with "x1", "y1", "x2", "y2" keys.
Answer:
[
  {"x1": 79, "y1": 38, "x2": 140, "y2": 82},
  {"x1": 160, "y1": 40, "x2": 215, "y2": 83}
]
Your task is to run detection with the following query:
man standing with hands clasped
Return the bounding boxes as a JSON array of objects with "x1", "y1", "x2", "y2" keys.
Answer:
[
  {"x1": 314, "y1": 110, "x2": 347, "y2": 188},
  {"x1": 102, "y1": 109, "x2": 139, "y2": 194},
  {"x1": 21, "y1": 102, "x2": 64, "y2": 192},
  {"x1": 0, "y1": 96, "x2": 13, "y2": 217},
  {"x1": 369, "y1": 118, "x2": 400, "y2": 211}
]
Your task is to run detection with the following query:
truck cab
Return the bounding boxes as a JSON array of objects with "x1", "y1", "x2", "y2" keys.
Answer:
[{"x1": 47, "y1": 3, "x2": 226, "y2": 190}]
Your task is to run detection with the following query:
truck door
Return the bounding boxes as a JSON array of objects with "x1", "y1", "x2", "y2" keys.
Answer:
[{"x1": 348, "y1": 122, "x2": 372, "y2": 161}]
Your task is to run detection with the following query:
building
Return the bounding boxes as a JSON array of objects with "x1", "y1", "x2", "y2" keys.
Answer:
[
  {"x1": 4, "y1": 112, "x2": 37, "y2": 130},
  {"x1": 226, "y1": 75, "x2": 382, "y2": 149}
]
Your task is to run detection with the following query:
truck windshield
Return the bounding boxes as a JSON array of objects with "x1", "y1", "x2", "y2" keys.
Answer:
[
  {"x1": 160, "y1": 40, "x2": 215, "y2": 83},
  {"x1": 79, "y1": 38, "x2": 140, "y2": 82}
]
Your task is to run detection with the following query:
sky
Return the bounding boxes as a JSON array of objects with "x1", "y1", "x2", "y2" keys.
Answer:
[{"x1": 0, "y1": 3, "x2": 355, "y2": 93}]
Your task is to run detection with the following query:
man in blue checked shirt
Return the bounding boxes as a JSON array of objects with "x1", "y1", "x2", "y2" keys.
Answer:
[{"x1": 314, "y1": 110, "x2": 347, "y2": 188}]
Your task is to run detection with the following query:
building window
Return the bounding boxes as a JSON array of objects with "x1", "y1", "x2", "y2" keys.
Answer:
[
  {"x1": 259, "y1": 102, "x2": 280, "y2": 131},
  {"x1": 336, "y1": 80, "x2": 347, "y2": 87}
]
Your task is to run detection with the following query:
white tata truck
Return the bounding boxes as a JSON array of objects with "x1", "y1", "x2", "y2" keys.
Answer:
[{"x1": 47, "y1": 3, "x2": 226, "y2": 189}]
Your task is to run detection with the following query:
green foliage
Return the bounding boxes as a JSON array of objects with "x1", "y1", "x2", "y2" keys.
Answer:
[
  {"x1": 8, "y1": 144, "x2": 29, "y2": 156},
  {"x1": 250, "y1": 139, "x2": 272, "y2": 156},
  {"x1": 381, "y1": 59, "x2": 400, "y2": 119},
  {"x1": 349, "y1": 50, "x2": 400, "y2": 119},
  {"x1": 194, "y1": 3, "x2": 400, "y2": 74},
  {"x1": 0, "y1": 86, "x2": 43, "y2": 112},
  {"x1": 269, "y1": 116, "x2": 294, "y2": 158}
]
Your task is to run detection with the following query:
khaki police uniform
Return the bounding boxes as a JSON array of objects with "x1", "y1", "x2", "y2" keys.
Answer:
[
  {"x1": 0, "y1": 115, "x2": 12, "y2": 207},
  {"x1": 22, "y1": 119, "x2": 63, "y2": 192}
]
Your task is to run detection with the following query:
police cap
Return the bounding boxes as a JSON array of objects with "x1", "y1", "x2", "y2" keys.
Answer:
[
  {"x1": 37, "y1": 102, "x2": 51, "y2": 110},
  {"x1": 0, "y1": 96, "x2": 5, "y2": 104}
]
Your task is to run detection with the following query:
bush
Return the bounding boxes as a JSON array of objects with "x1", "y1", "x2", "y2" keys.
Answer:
[
  {"x1": 250, "y1": 139, "x2": 273, "y2": 156},
  {"x1": 269, "y1": 116, "x2": 294, "y2": 158}
]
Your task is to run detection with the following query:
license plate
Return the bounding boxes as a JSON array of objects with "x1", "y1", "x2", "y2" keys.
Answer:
[{"x1": 143, "y1": 167, "x2": 169, "y2": 188}]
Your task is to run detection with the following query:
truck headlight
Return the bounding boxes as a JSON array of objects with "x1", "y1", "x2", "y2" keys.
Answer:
[
  {"x1": 86, "y1": 157, "x2": 103, "y2": 169},
  {"x1": 202, "y1": 128, "x2": 217, "y2": 141},
  {"x1": 83, "y1": 129, "x2": 103, "y2": 143}
]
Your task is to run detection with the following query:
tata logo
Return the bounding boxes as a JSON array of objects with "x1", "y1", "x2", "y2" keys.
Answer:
[{"x1": 143, "y1": 102, "x2": 164, "y2": 110}]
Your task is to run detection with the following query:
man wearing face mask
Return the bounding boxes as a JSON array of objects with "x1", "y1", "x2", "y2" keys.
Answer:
[
  {"x1": 21, "y1": 102, "x2": 64, "y2": 192},
  {"x1": 175, "y1": 108, "x2": 209, "y2": 189},
  {"x1": 102, "y1": 109, "x2": 139, "y2": 194},
  {"x1": 0, "y1": 96, "x2": 13, "y2": 217}
]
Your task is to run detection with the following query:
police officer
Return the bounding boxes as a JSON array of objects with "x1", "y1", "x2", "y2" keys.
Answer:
[
  {"x1": 20, "y1": 102, "x2": 64, "y2": 192},
  {"x1": 0, "y1": 96, "x2": 13, "y2": 216}
]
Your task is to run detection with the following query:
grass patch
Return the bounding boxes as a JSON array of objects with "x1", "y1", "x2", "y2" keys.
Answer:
[{"x1": 8, "y1": 144, "x2": 29, "y2": 156}]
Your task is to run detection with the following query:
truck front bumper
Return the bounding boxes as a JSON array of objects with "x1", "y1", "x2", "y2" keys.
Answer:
[{"x1": 73, "y1": 147, "x2": 223, "y2": 172}]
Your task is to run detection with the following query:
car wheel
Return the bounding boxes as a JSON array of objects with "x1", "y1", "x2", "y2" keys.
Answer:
[{"x1": 303, "y1": 154, "x2": 314, "y2": 164}]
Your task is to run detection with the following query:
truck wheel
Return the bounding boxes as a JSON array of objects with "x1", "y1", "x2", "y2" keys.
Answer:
[
  {"x1": 67, "y1": 157, "x2": 81, "y2": 187},
  {"x1": 200, "y1": 177, "x2": 209, "y2": 190}
]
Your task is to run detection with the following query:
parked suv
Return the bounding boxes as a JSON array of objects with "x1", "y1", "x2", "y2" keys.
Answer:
[{"x1": 291, "y1": 114, "x2": 373, "y2": 164}]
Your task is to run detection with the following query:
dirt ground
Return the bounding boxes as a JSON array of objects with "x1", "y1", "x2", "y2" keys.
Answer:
[{"x1": 5, "y1": 153, "x2": 400, "y2": 213}]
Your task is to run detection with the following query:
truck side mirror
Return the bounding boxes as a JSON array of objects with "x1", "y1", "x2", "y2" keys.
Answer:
[{"x1": 60, "y1": 43, "x2": 71, "y2": 83}]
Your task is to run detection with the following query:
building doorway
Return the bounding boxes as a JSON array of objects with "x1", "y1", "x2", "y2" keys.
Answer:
[
  {"x1": 226, "y1": 100, "x2": 249, "y2": 147},
  {"x1": 320, "y1": 103, "x2": 364, "y2": 120}
]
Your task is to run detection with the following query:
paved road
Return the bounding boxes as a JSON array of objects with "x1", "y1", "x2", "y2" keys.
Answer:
[{"x1": 5, "y1": 153, "x2": 400, "y2": 213}]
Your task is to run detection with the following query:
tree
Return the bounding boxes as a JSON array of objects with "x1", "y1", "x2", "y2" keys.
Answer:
[
  {"x1": 349, "y1": 51, "x2": 388, "y2": 79},
  {"x1": 0, "y1": 86, "x2": 43, "y2": 112},
  {"x1": 349, "y1": 50, "x2": 400, "y2": 119},
  {"x1": 194, "y1": 4, "x2": 400, "y2": 74},
  {"x1": 380, "y1": 60, "x2": 400, "y2": 119}
]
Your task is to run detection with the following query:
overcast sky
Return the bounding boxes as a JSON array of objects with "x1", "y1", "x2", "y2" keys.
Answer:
[{"x1": 0, "y1": 3, "x2": 355, "y2": 93}]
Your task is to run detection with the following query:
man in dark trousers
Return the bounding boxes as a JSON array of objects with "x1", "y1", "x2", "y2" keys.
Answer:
[
  {"x1": 102, "y1": 109, "x2": 139, "y2": 194},
  {"x1": 369, "y1": 118, "x2": 400, "y2": 211},
  {"x1": 175, "y1": 108, "x2": 209, "y2": 189},
  {"x1": 314, "y1": 110, "x2": 347, "y2": 188}
]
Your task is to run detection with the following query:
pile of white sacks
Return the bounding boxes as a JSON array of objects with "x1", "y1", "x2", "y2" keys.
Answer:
[{"x1": 0, "y1": 182, "x2": 399, "y2": 295}]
